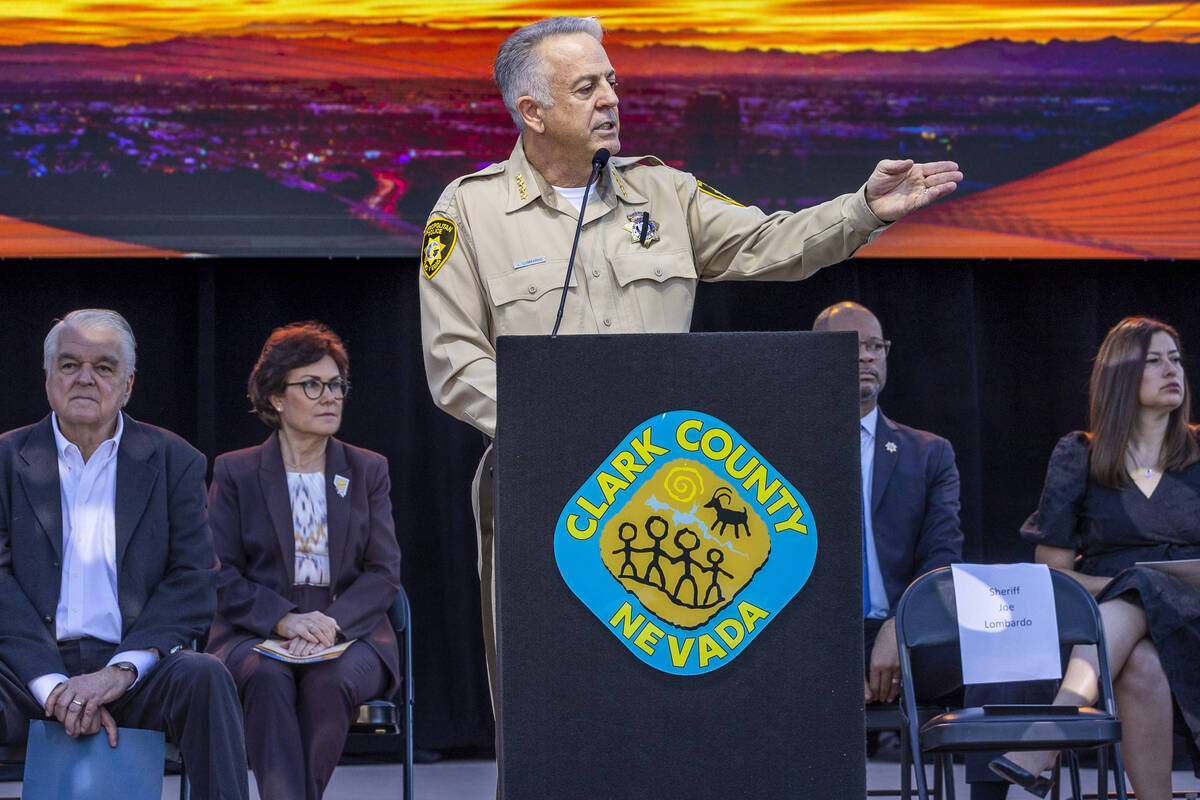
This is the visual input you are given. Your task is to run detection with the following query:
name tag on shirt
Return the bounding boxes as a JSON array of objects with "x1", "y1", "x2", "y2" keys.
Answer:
[{"x1": 514, "y1": 257, "x2": 546, "y2": 269}]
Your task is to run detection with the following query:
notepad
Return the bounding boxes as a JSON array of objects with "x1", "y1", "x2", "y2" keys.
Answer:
[
  {"x1": 22, "y1": 719, "x2": 165, "y2": 800},
  {"x1": 253, "y1": 638, "x2": 356, "y2": 664}
]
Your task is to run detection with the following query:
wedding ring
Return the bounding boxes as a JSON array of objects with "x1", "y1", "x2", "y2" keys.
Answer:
[
  {"x1": 307, "y1": 623, "x2": 315, "y2": 631},
  {"x1": 70, "y1": 698, "x2": 85, "y2": 707},
  {"x1": 890, "y1": 678, "x2": 900, "y2": 684}
]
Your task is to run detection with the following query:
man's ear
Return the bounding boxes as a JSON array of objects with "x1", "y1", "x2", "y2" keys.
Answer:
[
  {"x1": 122, "y1": 371, "x2": 135, "y2": 407},
  {"x1": 517, "y1": 96, "x2": 545, "y2": 134}
]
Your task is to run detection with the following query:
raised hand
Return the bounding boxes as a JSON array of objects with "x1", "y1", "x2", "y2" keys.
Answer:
[{"x1": 865, "y1": 159, "x2": 962, "y2": 222}]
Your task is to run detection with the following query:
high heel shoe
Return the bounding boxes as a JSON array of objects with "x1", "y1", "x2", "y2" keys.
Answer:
[{"x1": 988, "y1": 755, "x2": 1054, "y2": 798}]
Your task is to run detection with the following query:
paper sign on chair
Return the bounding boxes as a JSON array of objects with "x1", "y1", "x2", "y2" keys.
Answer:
[{"x1": 951, "y1": 562, "x2": 1062, "y2": 685}]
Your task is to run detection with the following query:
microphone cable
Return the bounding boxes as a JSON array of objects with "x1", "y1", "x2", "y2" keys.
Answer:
[{"x1": 551, "y1": 147, "x2": 610, "y2": 337}]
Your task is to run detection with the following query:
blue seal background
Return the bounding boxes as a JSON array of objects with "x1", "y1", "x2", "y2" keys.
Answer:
[{"x1": 554, "y1": 409, "x2": 819, "y2": 675}]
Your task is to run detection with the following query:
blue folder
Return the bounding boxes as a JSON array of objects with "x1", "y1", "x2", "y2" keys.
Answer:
[{"x1": 21, "y1": 719, "x2": 164, "y2": 800}]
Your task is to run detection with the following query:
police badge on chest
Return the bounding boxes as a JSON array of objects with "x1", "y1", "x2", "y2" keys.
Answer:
[{"x1": 623, "y1": 211, "x2": 659, "y2": 247}]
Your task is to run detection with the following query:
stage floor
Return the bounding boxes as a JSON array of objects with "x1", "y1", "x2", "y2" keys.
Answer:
[{"x1": 2, "y1": 756, "x2": 1199, "y2": 797}]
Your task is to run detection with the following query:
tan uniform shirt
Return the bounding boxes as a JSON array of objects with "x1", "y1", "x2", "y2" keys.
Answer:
[{"x1": 419, "y1": 139, "x2": 886, "y2": 438}]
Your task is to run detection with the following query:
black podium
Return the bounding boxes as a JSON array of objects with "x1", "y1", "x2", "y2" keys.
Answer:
[{"x1": 495, "y1": 331, "x2": 862, "y2": 799}]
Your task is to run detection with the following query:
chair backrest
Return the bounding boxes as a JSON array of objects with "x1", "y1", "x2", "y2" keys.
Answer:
[
  {"x1": 896, "y1": 566, "x2": 1103, "y2": 652},
  {"x1": 388, "y1": 584, "x2": 411, "y2": 636},
  {"x1": 895, "y1": 565, "x2": 1117, "y2": 711}
]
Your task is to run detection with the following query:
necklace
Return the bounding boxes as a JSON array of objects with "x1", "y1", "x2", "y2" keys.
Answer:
[
  {"x1": 1126, "y1": 443, "x2": 1162, "y2": 481},
  {"x1": 279, "y1": 432, "x2": 327, "y2": 472},
  {"x1": 282, "y1": 445, "x2": 325, "y2": 472}
]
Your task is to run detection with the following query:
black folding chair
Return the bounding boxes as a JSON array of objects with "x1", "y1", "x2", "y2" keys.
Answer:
[
  {"x1": 895, "y1": 566, "x2": 1127, "y2": 800},
  {"x1": 866, "y1": 702, "x2": 946, "y2": 800},
  {"x1": 344, "y1": 585, "x2": 414, "y2": 800}
]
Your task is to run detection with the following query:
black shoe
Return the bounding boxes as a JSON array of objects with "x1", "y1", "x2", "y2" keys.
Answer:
[
  {"x1": 987, "y1": 756, "x2": 1054, "y2": 798},
  {"x1": 873, "y1": 731, "x2": 902, "y2": 763}
]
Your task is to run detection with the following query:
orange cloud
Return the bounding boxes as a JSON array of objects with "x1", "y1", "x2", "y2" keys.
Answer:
[{"x1": 2, "y1": 0, "x2": 1199, "y2": 50}]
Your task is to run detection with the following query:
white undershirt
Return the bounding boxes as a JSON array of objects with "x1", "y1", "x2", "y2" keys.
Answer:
[
  {"x1": 553, "y1": 184, "x2": 589, "y2": 213},
  {"x1": 27, "y1": 414, "x2": 157, "y2": 706}
]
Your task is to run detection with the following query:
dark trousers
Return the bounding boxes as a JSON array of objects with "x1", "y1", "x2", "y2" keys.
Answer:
[
  {"x1": 227, "y1": 638, "x2": 388, "y2": 800},
  {"x1": 865, "y1": 617, "x2": 962, "y2": 705},
  {"x1": 0, "y1": 638, "x2": 249, "y2": 800}
]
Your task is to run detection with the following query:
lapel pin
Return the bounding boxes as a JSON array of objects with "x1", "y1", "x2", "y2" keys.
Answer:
[
  {"x1": 334, "y1": 474, "x2": 349, "y2": 498},
  {"x1": 885, "y1": 441, "x2": 898, "y2": 453}
]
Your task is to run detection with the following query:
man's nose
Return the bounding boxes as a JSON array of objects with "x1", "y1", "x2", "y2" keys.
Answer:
[{"x1": 597, "y1": 82, "x2": 618, "y2": 108}]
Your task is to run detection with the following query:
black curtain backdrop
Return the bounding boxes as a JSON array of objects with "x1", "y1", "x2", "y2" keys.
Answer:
[{"x1": 0, "y1": 255, "x2": 1193, "y2": 753}]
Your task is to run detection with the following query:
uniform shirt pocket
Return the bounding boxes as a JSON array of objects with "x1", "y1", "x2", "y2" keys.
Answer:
[
  {"x1": 609, "y1": 249, "x2": 695, "y2": 287},
  {"x1": 487, "y1": 259, "x2": 575, "y2": 306}
]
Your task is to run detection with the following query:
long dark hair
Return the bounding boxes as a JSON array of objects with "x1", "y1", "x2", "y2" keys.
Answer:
[{"x1": 1088, "y1": 316, "x2": 1198, "y2": 487}]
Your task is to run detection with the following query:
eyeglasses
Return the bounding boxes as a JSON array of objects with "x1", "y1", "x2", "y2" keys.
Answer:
[
  {"x1": 860, "y1": 338, "x2": 891, "y2": 357},
  {"x1": 285, "y1": 377, "x2": 350, "y2": 400}
]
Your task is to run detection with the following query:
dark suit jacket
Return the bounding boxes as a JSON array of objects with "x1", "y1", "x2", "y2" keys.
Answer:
[
  {"x1": 204, "y1": 432, "x2": 402, "y2": 691},
  {"x1": 870, "y1": 411, "x2": 964, "y2": 613},
  {"x1": 0, "y1": 414, "x2": 216, "y2": 683}
]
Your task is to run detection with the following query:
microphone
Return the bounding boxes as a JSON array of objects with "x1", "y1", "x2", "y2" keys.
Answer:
[{"x1": 551, "y1": 148, "x2": 611, "y2": 337}]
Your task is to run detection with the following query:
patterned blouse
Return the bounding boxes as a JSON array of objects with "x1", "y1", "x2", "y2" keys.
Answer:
[{"x1": 287, "y1": 471, "x2": 330, "y2": 586}]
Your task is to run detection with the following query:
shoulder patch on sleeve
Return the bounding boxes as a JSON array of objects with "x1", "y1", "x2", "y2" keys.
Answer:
[
  {"x1": 421, "y1": 217, "x2": 457, "y2": 280},
  {"x1": 696, "y1": 179, "x2": 744, "y2": 206}
]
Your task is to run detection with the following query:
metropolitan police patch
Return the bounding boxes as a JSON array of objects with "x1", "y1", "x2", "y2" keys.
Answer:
[
  {"x1": 421, "y1": 217, "x2": 457, "y2": 279},
  {"x1": 554, "y1": 410, "x2": 818, "y2": 675}
]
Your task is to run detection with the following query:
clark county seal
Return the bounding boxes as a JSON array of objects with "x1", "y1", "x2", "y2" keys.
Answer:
[{"x1": 554, "y1": 410, "x2": 818, "y2": 675}]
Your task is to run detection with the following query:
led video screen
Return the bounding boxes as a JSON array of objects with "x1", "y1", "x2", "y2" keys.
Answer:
[{"x1": 2, "y1": 3, "x2": 1198, "y2": 258}]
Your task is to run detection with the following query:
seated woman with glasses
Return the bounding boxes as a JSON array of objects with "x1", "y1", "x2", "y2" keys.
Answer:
[
  {"x1": 990, "y1": 317, "x2": 1200, "y2": 800},
  {"x1": 205, "y1": 321, "x2": 402, "y2": 800}
]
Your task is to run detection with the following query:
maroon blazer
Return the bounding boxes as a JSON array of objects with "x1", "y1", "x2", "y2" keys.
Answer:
[{"x1": 204, "y1": 432, "x2": 402, "y2": 692}]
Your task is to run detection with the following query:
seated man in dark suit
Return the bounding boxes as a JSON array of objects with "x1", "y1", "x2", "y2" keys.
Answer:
[
  {"x1": 0, "y1": 309, "x2": 248, "y2": 800},
  {"x1": 813, "y1": 302, "x2": 964, "y2": 707},
  {"x1": 817, "y1": 302, "x2": 1021, "y2": 799}
]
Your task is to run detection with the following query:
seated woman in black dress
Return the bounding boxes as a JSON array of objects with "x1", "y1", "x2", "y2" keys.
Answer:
[
  {"x1": 989, "y1": 317, "x2": 1200, "y2": 800},
  {"x1": 205, "y1": 322, "x2": 403, "y2": 800}
]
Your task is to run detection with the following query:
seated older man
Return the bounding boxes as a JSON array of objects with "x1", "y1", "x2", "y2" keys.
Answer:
[{"x1": 0, "y1": 309, "x2": 248, "y2": 800}]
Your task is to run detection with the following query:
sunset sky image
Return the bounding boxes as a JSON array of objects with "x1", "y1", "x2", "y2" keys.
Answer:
[
  {"x1": 4, "y1": 0, "x2": 1200, "y2": 52},
  {"x1": 2, "y1": 0, "x2": 1198, "y2": 259}
]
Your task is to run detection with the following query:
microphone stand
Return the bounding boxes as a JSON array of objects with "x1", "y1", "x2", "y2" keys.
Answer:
[{"x1": 551, "y1": 148, "x2": 610, "y2": 337}]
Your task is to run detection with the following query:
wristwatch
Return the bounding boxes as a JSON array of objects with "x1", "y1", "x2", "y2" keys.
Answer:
[{"x1": 111, "y1": 661, "x2": 138, "y2": 682}]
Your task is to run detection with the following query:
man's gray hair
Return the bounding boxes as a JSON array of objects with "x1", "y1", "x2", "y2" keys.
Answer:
[
  {"x1": 494, "y1": 16, "x2": 603, "y2": 132},
  {"x1": 43, "y1": 309, "x2": 137, "y2": 375}
]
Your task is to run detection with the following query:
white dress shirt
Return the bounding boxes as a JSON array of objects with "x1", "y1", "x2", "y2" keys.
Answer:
[
  {"x1": 860, "y1": 407, "x2": 889, "y2": 620},
  {"x1": 27, "y1": 413, "x2": 157, "y2": 706}
]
